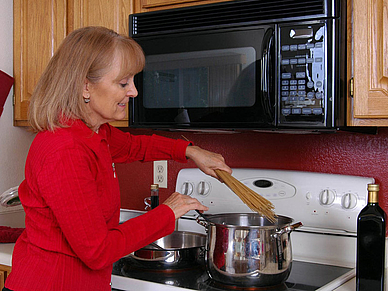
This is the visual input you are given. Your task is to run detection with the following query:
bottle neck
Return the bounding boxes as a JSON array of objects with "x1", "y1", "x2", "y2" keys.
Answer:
[
  {"x1": 368, "y1": 191, "x2": 379, "y2": 204},
  {"x1": 151, "y1": 184, "x2": 159, "y2": 196},
  {"x1": 151, "y1": 189, "x2": 159, "y2": 197}
]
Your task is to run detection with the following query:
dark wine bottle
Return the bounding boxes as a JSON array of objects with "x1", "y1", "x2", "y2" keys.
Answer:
[
  {"x1": 356, "y1": 184, "x2": 386, "y2": 291},
  {"x1": 150, "y1": 184, "x2": 159, "y2": 209}
]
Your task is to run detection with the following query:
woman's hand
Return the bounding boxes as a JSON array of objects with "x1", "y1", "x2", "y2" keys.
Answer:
[
  {"x1": 163, "y1": 192, "x2": 209, "y2": 219},
  {"x1": 185, "y1": 145, "x2": 232, "y2": 180}
]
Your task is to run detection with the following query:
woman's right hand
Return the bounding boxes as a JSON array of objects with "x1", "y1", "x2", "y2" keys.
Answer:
[{"x1": 163, "y1": 192, "x2": 209, "y2": 219}]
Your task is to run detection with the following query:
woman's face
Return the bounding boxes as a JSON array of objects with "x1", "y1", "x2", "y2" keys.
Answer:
[{"x1": 83, "y1": 54, "x2": 138, "y2": 131}]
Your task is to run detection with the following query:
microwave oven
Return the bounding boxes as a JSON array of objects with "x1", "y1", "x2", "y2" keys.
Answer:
[{"x1": 128, "y1": 0, "x2": 347, "y2": 132}]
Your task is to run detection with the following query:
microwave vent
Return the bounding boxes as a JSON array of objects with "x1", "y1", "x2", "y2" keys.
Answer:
[{"x1": 130, "y1": 0, "x2": 331, "y2": 36}]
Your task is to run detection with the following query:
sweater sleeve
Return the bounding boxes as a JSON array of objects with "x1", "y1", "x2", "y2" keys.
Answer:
[
  {"x1": 105, "y1": 125, "x2": 192, "y2": 164},
  {"x1": 34, "y1": 146, "x2": 175, "y2": 270}
]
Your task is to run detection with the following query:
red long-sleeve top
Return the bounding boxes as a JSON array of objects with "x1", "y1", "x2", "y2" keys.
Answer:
[{"x1": 5, "y1": 120, "x2": 190, "y2": 291}]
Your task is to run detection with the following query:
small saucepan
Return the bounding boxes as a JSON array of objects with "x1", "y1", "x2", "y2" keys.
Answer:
[{"x1": 128, "y1": 231, "x2": 206, "y2": 270}]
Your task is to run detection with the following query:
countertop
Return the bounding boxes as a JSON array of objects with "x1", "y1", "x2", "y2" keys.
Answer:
[
  {"x1": 0, "y1": 243, "x2": 14, "y2": 266},
  {"x1": 334, "y1": 277, "x2": 355, "y2": 291}
]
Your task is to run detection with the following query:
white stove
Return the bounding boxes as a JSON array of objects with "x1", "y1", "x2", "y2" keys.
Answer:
[
  {"x1": 0, "y1": 186, "x2": 25, "y2": 228},
  {"x1": 112, "y1": 168, "x2": 375, "y2": 291}
]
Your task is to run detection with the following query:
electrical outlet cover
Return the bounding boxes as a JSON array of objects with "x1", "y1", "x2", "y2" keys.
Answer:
[{"x1": 153, "y1": 160, "x2": 167, "y2": 188}]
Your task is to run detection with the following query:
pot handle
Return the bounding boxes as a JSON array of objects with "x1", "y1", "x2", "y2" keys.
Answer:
[
  {"x1": 286, "y1": 221, "x2": 303, "y2": 232},
  {"x1": 276, "y1": 235, "x2": 284, "y2": 270},
  {"x1": 273, "y1": 222, "x2": 302, "y2": 270},
  {"x1": 274, "y1": 221, "x2": 303, "y2": 237}
]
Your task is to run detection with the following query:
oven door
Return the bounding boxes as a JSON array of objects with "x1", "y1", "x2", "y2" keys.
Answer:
[{"x1": 130, "y1": 25, "x2": 276, "y2": 130}]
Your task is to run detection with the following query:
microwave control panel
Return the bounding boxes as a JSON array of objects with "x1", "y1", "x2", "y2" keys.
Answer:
[{"x1": 278, "y1": 22, "x2": 327, "y2": 127}]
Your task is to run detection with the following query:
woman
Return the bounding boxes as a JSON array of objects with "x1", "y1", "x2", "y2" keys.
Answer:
[{"x1": 4, "y1": 26, "x2": 231, "y2": 291}]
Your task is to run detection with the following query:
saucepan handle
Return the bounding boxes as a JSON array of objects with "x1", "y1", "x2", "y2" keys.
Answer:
[{"x1": 195, "y1": 210, "x2": 210, "y2": 228}]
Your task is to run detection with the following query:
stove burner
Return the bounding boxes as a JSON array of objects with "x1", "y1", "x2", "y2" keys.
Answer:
[
  {"x1": 200, "y1": 279, "x2": 289, "y2": 291},
  {"x1": 113, "y1": 256, "x2": 209, "y2": 289},
  {"x1": 122, "y1": 263, "x2": 204, "y2": 274}
]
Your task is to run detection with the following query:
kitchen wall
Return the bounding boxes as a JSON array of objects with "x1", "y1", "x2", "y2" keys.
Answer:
[
  {"x1": 2, "y1": 1, "x2": 388, "y2": 234},
  {"x1": 0, "y1": 1, "x2": 35, "y2": 196},
  {"x1": 116, "y1": 128, "x2": 388, "y2": 235}
]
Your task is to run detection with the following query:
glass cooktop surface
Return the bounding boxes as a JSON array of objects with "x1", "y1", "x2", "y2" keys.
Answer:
[{"x1": 112, "y1": 257, "x2": 352, "y2": 291}]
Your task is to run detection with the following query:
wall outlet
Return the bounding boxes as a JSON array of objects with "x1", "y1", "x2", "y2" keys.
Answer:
[{"x1": 153, "y1": 160, "x2": 167, "y2": 188}]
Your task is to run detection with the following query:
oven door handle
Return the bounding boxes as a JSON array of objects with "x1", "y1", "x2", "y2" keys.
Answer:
[{"x1": 261, "y1": 28, "x2": 275, "y2": 122}]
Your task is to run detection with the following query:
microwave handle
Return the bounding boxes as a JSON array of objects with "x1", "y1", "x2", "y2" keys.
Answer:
[{"x1": 261, "y1": 28, "x2": 275, "y2": 120}]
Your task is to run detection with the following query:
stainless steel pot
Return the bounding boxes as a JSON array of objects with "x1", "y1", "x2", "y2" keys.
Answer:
[
  {"x1": 128, "y1": 231, "x2": 206, "y2": 270},
  {"x1": 197, "y1": 213, "x2": 302, "y2": 287}
]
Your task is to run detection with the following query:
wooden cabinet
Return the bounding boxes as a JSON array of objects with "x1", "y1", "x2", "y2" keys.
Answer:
[
  {"x1": 68, "y1": 0, "x2": 133, "y2": 127},
  {"x1": 0, "y1": 264, "x2": 11, "y2": 290},
  {"x1": 13, "y1": 0, "x2": 133, "y2": 127},
  {"x1": 68, "y1": 0, "x2": 132, "y2": 33},
  {"x1": 347, "y1": 0, "x2": 388, "y2": 126},
  {"x1": 13, "y1": 0, "x2": 67, "y2": 127},
  {"x1": 134, "y1": 0, "x2": 231, "y2": 13}
]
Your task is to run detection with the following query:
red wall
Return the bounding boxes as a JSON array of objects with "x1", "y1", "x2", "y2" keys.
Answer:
[{"x1": 116, "y1": 128, "x2": 388, "y2": 234}]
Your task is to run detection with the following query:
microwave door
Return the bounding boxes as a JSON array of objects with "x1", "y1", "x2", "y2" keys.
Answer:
[{"x1": 131, "y1": 26, "x2": 276, "y2": 129}]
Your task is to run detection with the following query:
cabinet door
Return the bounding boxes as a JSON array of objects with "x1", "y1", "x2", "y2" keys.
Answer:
[
  {"x1": 348, "y1": 0, "x2": 388, "y2": 126},
  {"x1": 13, "y1": 0, "x2": 67, "y2": 126},
  {"x1": 134, "y1": 0, "x2": 231, "y2": 13},
  {"x1": 69, "y1": 0, "x2": 132, "y2": 34},
  {"x1": 0, "y1": 269, "x2": 4, "y2": 290},
  {"x1": 69, "y1": 0, "x2": 133, "y2": 127},
  {"x1": 0, "y1": 264, "x2": 11, "y2": 290}
]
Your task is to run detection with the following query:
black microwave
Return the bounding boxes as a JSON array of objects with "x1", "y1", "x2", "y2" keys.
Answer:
[{"x1": 128, "y1": 0, "x2": 347, "y2": 131}]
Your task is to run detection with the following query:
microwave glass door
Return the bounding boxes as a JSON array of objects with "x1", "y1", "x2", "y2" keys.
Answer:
[
  {"x1": 143, "y1": 48, "x2": 255, "y2": 109},
  {"x1": 131, "y1": 26, "x2": 275, "y2": 129}
]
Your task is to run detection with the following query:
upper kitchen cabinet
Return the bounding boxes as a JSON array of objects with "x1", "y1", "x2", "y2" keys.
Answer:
[
  {"x1": 134, "y1": 0, "x2": 231, "y2": 13},
  {"x1": 13, "y1": 0, "x2": 67, "y2": 126},
  {"x1": 13, "y1": 0, "x2": 132, "y2": 127},
  {"x1": 68, "y1": 0, "x2": 133, "y2": 127},
  {"x1": 348, "y1": 0, "x2": 388, "y2": 126},
  {"x1": 68, "y1": 0, "x2": 132, "y2": 39}
]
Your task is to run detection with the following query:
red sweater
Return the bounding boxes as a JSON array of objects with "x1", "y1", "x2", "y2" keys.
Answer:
[{"x1": 5, "y1": 120, "x2": 190, "y2": 291}]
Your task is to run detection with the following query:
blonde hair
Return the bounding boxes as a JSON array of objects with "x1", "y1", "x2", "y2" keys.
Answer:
[{"x1": 29, "y1": 26, "x2": 145, "y2": 132}]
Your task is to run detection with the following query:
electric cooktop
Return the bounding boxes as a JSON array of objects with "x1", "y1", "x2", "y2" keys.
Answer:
[{"x1": 112, "y1": 257, "x2": 352, "y2": 291}]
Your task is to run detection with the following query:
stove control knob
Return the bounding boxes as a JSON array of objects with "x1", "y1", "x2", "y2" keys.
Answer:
[
  {"x1": 319, "y1": 189, "x2": 335, "y2": 206},
  {"x1": 197, "y1": 181, "x2": 210, "y2": 196},
  {"x1": 341, "y1": 193, "x2": 357, "y2": 209},
  {"x1": 181, "y1": 182, "x2": 194, "y2": 196}
]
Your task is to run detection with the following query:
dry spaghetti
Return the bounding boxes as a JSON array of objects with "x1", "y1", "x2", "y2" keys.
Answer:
[{"x1": 215, "y1": 169, "x2": 277, "y2": 222}]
